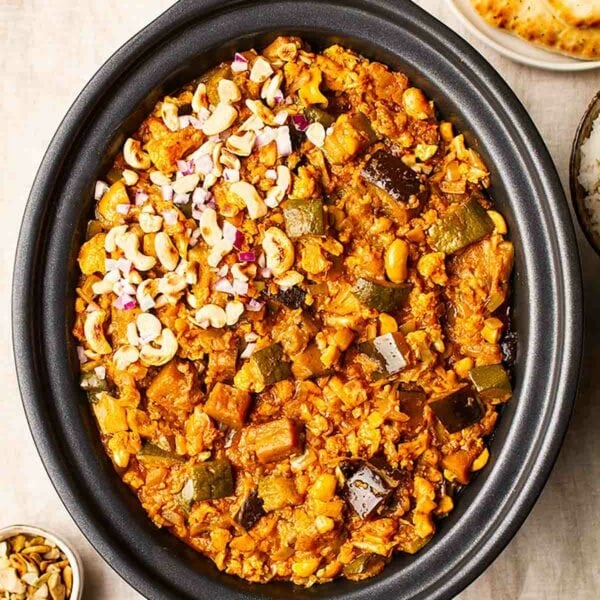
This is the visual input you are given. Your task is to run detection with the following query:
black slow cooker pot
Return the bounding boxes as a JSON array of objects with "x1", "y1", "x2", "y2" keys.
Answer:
[{"x1": 12, "y1": 1, "x2": 582, "y2": 598}]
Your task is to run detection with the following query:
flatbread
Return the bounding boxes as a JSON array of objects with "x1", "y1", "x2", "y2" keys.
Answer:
[
  {"x1": 546, "y1": 0, "x2": 600, "y2": 29},
  {"x1": 471, "y1": 0, "x2": 600, "y2": 59}
]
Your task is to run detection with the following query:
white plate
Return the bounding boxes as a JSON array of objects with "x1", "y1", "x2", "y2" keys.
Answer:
[{"x1": 449, "y1": 0, "x2": 600, "y2": 72}]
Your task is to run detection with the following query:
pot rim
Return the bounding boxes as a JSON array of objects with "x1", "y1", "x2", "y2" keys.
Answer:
[{"x1": 12, "y1": 1, "x2": 582, "y2": 599}]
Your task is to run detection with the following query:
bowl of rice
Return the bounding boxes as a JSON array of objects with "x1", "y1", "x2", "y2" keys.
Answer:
[{"x1": 571, "y1": 91, "x2": 600, "y2": 254}]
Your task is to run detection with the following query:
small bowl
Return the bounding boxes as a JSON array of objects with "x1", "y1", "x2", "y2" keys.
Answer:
[
  {"x1": 570, "y1": 91, "x2": 600, "y2": 255},
  {"x1": 0, "y1": 524, "x2": 83, "y2": 599}
]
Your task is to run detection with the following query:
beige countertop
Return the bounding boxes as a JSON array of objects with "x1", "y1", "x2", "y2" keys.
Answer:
[{"x1": 1, "y1": 1, "x2": 598, "y2": 598}]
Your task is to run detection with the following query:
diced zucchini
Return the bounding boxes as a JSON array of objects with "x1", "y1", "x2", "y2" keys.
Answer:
[
  {"x1": 358, "y1": 332, "x2": 411, "y2": 378},
  {"x1": 271, "y1": 285, "x2": 307, "y2": 309},
  {"x1": 469, "y1": 364, "x2": 512, "y2": 403},
  {"x1": 304, "y1": 106, "x2": 335, "y2": 128},
  {"x1": 204, "y1": 383, "x2": 252, "y2": 429},
  {"x1": 80, "y1": 371, "x2": 109, "y2": 398},
  {"x1": 283, "y1": 198, "x2": 325, "y2": 238},
  {"x1": 252, "y1": 343, "x2": 292, "y2": 386},
  {"x1": 353, "y1": 277, "x2": 411, "y2": 312},
  {"x1": 427, "y1": 198, "x2": 494, "y2": 254},
  {"x1": 291, "y1": 344, "x2": 330, "y2": 380},
  {"x1": 362, "y1": 149, "x2": 426, "y2": 204},
  {"x1": 343, "y1": 554, "x2": 387, "y2": 579},
  {"x1": 137, "y1": 442, "x2": 183, "y2": 465},
  {"x1": 182, "y1": 459, "x2": 235, "y2": 503},
  {"x1": 253, "y1": 418, "x2": 302, "y2": 464},
  {"x1": 258, "y1": 475, "x2": 301, "y2": 512},
  {"x1": 428, "y1": 386, "x2": 484, "y2": 433}
]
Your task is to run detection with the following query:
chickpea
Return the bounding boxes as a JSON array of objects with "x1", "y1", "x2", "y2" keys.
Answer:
[
  {"x1": 385, "y1": 239, "x2": 410, "y2": 283},
  {"x1": 402, "y1": 87, "x2": 433, "y2": 120},
  {"x1": 309, "y1": 473, "x2": 337, "y2": 502}
]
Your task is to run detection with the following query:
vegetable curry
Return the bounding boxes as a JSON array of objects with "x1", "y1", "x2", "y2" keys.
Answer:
[{"x1": 73, "y1": 37, "x2": 514, "y2": 585}]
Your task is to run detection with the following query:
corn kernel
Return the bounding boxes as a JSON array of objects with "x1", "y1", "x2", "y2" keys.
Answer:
[
  {"x1": 436, "y1": 495, "x2": 454, "y2": 515},
  {"x1": 454, "y1": 357, "x2": 474, "y2": 379},
  {"x1": 334, "y1": 327, "x2": 355, "y2": 351},
  {"x1": 472, "y1": 447, "x2": 490, "y2": 472},
  {"x1": 378, "y1": 313, "x2": 398, "y2": 335},
  {"x1": 292, "y1": 556, "x2": 321, "y2": 578},
  {"x1": 487, "y1": 210, "x2": 507, "y2": 235},
  {"x1": 440, "y1": 121, "x2": 454, "y2": 141},
  {"x1": 315, "y1": 515, "x2": 335, "y2": 534},
  {"x1": 309, "y1": 473, "x2": 337, "y2": 502}
]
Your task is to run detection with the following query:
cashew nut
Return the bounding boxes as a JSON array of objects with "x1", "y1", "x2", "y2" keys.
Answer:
[
  {"x1": 230, "y1": 181, "x2": 267, "y2": 220},
  {"x1": 84, "y1": 310, "x2": 112, "y2": 355},
  {"x1": 139, "y1": 328, "x2": 178, "y2": 366},
  {"x1": 262, "y1": 227, "x2": 294, "y2": 276},
  {"x1": 149, "y1": 170, "x2": 172, "y2": 186},
  {"x1": 172, "y1": 173, "x2": 200, "y2": 195},
  {"x1": 274, "y1": 269, "x2": 304, "y2": 289},
  {"x1": 245, "y1": 99, "x2": 275, "y2": 125},
  {"x1": 104, "y1": 225, "x2": 128, "y2": 253},
  {"x1": 195, "y1": 304, "x2": 227, "y2": 329},
  {"x1": 158, "y1": 272, "x2": 187, "y2": 296},
  {"x1": 199, "y1": 207, "x2": 222, "y2": 246},
  {"x1": 92, "y1": 269, "x2": 120, "y2": 295},
  {"x1": 265, "y1": 185, "x2": 285, "y2": 208},
  {"x1": 226, "y1": 131, "x2": 256, "y2": 157},
  {"x1": 211, "y1": 142, "x2": 223, "y2": 177},
  {"x1": 217, "y1": 79, "x2": 242, "y2": 104},
  {"x1": 306, "y1": 122, "x2": 325, "y2": 147},
  {"x1": 261, "y1": 72, "x2": 283, "y2": 107},
  {"x1": 192, "y1": 82, "x2": 209, "y2": 113},
  {"x1": 113, "y1": 345, "x2": 140, "y2": 371},
  {"x1": 225, "y1": 300, "x2": 245, "y2": 326},
  {"x1": 136, "y1": 312, "x2": 162, "y2": 343},
  {"x1": 123, "y1": 138, "x2": 151, "y2": 170},
  {"x1": 249, "y1": 57, "x2": 273, "y2": 83},
  {"x1": 136, "y1": 279, "x2": 160, "y2": 311},
  {"x1": 219, "y1": 148, "x2": 241, "y2": 171},
  {"x1": 276, "y1": 165, "x2": 291, "y2": 192},
  {"x1": 161, "y1": 101, "x2": 180, "y2": 132},
  {"x1": 202, "y1": 103, "x2": 238, "y2": 136},
  {"x1": 116, "y1": 231, "x2": 157, "y2": 272},
  {"x1": 207, "y1": 238, "x2": 234, "y2": 268},
  {"x1": 122, "y1": 169, "x2": 139, "y2": 186},
  {"x1": 139, "y1": 212, "x2": 163, "y2": 233},
  {"x1": 238, "y1": 114, "x2": 264, "y2": 132},
  {"x1": 154, "y1": 232, "x2": 179, "y2": 271},
  {"x1": 231, "y1": 263, "x2": 249, "y2": 282}
]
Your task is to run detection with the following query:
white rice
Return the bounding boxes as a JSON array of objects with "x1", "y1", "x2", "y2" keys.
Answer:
[{"x1": 578, "y1": 114, "x2": 600, "y2": 237}]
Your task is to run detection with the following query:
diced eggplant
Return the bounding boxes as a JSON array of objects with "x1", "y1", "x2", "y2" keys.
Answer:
[
  {"x1": 358, "y1": 332, "x2": 411, "y2": 378},
  {"x1": 291, "y1": 344, "x2": 330, "y2": 380},
  {"x1": 181, "y1": 459, "x2": 235, "y2": 504},
  {"x1": 137, "y1": 442, "x2": 183, "y2": 465},
  {"x1": 340, "y1": 460, "x2": 393, "y2": 519},
  {"x1": 204, "y1": 382, "x2": 252, "y2": 429},
  {"x1": 253, "y1": 418, "x2": 302, "y2": 464},
  {"x1": 469, "y1": 364, "x2": 512, "y2": 403},
  {"x1": 271, "y1": 285, "x2": 307, "y2": 309},
  {"x1": 235, "y1": 490, "x2": 265, "y2": 530},
  {"x1": 353, "y1": 278, "x2": 412, "y2": 312},
  {"x1": 428, "y1": 386, "x2": 484, "y2": 433},
  {"x1": 362, "y1": 149, "x2": 427, "y2": 205},
  {"x1": 398, "y1": 388, "x2": 427, "y2": 434},
  {"x1": 427, "y1": 197, "x2": 494, "y2": 254},
  {"x1": 343, "y1": 553, "x2": 387, "y2": 579},
  {"x1": 252, "y1": 343, "x2": 292, "y2": 386},
  {"x1": 105, "y1": 167, "x2": 123, "y2": 185},
  {"x1": 283, "y1": 198, "x2": 325, "y2": 238},
  {"x1": 304, "y1": 106, "x2": 335, "y2": 128},
  {"x1": 258, "y1": 475, "x2": 301, "y2": 512}
]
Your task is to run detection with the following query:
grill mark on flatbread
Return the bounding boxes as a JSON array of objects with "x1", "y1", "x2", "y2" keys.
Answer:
[
  {"x1": 471, "y1": 0, "x2": 600, "y2": 59},
  {"x1": 546, "y1": 0, "x2": 600, "y2": 29}
]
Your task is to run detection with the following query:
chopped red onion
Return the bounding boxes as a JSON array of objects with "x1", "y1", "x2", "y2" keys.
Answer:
[
  {"x1": 223, "y1": 168, "x2": 240, "y2": 182},
  {"x1": 292, "y1": 114, "x2": 310, "y2": 132},
  {"x1": 222, "y1": 221, "x2": 245, "y2": 249},
  {"x1": 139, "y1": 295, "x2": 155, "y2": 312},
  {"x1": 179, "y1": 115, "x2": 192, "y2": 129},
  {"x1": 256, "y1": 127, "x2": 276, "y2": 148},
  {"x1": 161, "y1": 184, "x2": 173, "y2": 201},
  {"x1": 105, "y1": 258, "x2": 119, "y2": 272},
  {"x1": 121, "y1": 281, "x2": 137, "y2": 296},
  {"x1": 114, "y1": 294, "x2": 137, "y2": 310},
  {"x1": 116, "y1": 203, "x2": 131, "y2": 215},
  {"x1": 206, "y1": 199, "x2": 217, "y2": 211},
  {"x1": 116, "y1": 258, "x2": 132, "y2": 274},
  {"x1": 231, "y1": 53, "x2": 249, "y2": 72},
  {"x1": 177, "y1": 159, "x2": 195, "y2": 175},
  {"x1": 265, "y1": 169, "x2": 277, "y2": 180},
  {"x1": 94, "y1": 365, "x2": 106, "y2": 380},
  {"x1": 246, "y1": 299, "x2": 265, "y2": 312},
  {"x1": 195, "y1": 108, "x2": 211, "y2": 127},
  {"x1": 194, "y1": 154, "x2": 213, "y2": 175},
  {"x1": 274, "y1": 110, "x2": 288, "y2": 125},
  {"x1": 94, "y1": 180, "x2": 109, "y2": 200},
  {"x1": 215, "y1": 278, "x2": 235, "y2": 295},
  {"x1": 261, "y1": 268, "x2": 272, "y2": 278},
  {"x1": 276, "y1": 126, "x2": 292, "y2": 156},
  {"x1": 173, "y1": 193, "x2": 190, "y2": 205},
  {"x1": 162, "y1": 209, "x2": 179, "y2": 225},
  {"x1": 244, "y1": 332, "x2": 258, "y2": 342},
  {"x1": 192, "y1": 187, "x2": 211, "y2": 205},
  {"x1": 232, "y1": 279, "x2": 249, "y2": 296},
  {"x1": 217, "y1": 264, "x2": 229, "y2": 277},
  {"x1": 240, "y1": 342, "x2": 256, "y2": 359},
  {"x1": 76, "y1": 346, "x2": 87, "y2": 364},
  {"x1": 135, "y1": 191, "x2": 149, "y2": 206},
  {"x1": 238, "y1": 251, "x2": 256, "y2": 263},
  {"x1": 257, "y1": 253, "x2": 266, "y2": 268}
]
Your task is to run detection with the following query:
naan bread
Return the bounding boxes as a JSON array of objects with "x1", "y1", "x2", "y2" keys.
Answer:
[
  {"x1": 471, "y1": 0, "x2": 600, "y2": 59},
  {"x1": 546, "y1": 0, "x2": 600, "y2": 29}
]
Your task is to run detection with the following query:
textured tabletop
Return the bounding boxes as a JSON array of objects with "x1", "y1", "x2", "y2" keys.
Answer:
[{"x1": 1, "y1": 1, "x2": 598, "y2": 598}]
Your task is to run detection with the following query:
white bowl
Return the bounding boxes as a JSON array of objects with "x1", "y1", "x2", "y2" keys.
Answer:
[
  {"x1": 0, "y1": 524, "x2": 83, "y2": 599},
  {"x1": 449, "y1": 0, "x2": 600, "y2": 72}
]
